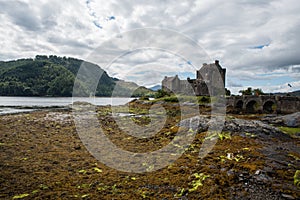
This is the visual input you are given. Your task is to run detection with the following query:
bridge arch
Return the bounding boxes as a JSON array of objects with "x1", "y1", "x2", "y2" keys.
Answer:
[
  {"x1": 263, "y1": 100, "x2": 276, "y2": 113},
  {"x1": 245, "y1": 100, "x2": 259, "y2": 113},
  {"x1": 236, "y1": 100, "x2": 243, "y2": 109}
]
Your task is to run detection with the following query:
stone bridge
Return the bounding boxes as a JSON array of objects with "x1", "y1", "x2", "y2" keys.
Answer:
[{"x1": 226, "y1": 95, "x2": 300, "y2": 114}]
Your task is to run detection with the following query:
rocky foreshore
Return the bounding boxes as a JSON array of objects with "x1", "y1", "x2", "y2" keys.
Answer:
[
  {"x1": 0, "y1": 103, "x2": 299, "y2": 199},
  {"x1": 179, "y1": 114, "x2": 299, "y2": 199},
  {"x1": 262, "y1": 112, "x2": 300, "y2": 128}
]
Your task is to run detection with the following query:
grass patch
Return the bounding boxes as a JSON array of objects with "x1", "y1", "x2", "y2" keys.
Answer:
[
  {"x1": 204, "y1": 131, "x2": 231, "y2": 141},
  {"x1": 162, "y1": 96, "x2": 179, "y2": 102},
  {"x1": 294, "y1": 170, "x2": 300, "y2": 187},
  {"x1": 151, "y1": 95, "x2": 179, "y2": 103},
  {"x1": 188, "y1": 173, "x2": 210, "y2": 192},
  {"x1": 13, "y1": 194, "x2": 30, "y2": 199},
  {"x1": 152, "y1": 95, "x2": 215, "y2": 105},
  {"x1": 278, "y1": 126, "x2": 300, "y2": 135}
]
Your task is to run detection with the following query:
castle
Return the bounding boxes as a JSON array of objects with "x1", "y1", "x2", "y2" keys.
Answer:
[{"x1": 162, "y1": 60, "x2": 226, "y2": 96}]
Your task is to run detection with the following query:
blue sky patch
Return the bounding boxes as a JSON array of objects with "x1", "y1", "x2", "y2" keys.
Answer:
[
  {"x1": 93, "y1": 21, "x2": 102, "y2": 29},
  {"x1": 108, "y1": 16, "x2": 115, "y2": 20},
  {"x1": 233, "y1": 75, "x2": 294, "y2": 88},
  {"x1": 249, "y1": 43, "x2": 270, "y2": 49}
]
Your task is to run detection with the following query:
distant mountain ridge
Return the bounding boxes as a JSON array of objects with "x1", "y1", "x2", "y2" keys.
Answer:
[
  {"x1": 0, "y1": 55, "x2": 153, "y2": 97},
  {"x1": 149, "y1": 85, "x2": 161, "y2": 91}
]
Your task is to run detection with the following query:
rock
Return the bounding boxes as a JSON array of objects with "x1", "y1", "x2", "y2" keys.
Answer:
[
  {"x1": 179, "y1": 115, "x2": 287, "y2": 138},
  {"x1": 262, "y1": 112, "x2": 300, "y2": 127},
  {"x1": 178, "y1": 115, "x2": 210, "y2": 132},
  {"x1": 227, "y1": 169, "x2": 236, "y2": 180},
  {"x1": 74, "y1": 145, "x2": 81, "y2": 150},
  {"x1": 263, "y1": 167, "x2": 274, "y2": 174},
  {"x1": 227, "y1": 153, "x2": 233, "y2": 160},
  {"x1": 182, "y1": 102, "x2": 197, "y2": 106},
  {"x1": 128, "y1": 98, "x2": 138, "y2": 103},
  {"x1": 138, "y1": 100, "x2": 153, "y2": 105},
  {"x1": 254, "y1": 173, "x2": 271, "y2": 183},
  {"x1": 255, "y1": 170, "x2": 261, "y2": 175},
  {"x1": 220, "y1": 167, "x2": 227, "y2": 172},
  {"x1": 208, "y1": 165, "x2": 216, "y2": 169},
  {"x1": 281, "y1": 194, "x2": 295, "y2": 199}
]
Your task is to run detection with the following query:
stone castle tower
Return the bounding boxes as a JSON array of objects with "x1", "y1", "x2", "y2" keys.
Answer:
[{"x1": 162, "y1": 60, "x2": 226, "y2": 96}]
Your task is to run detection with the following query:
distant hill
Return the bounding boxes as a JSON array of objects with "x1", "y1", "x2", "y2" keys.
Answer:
[
  {"x1": 149, "y1": 85, "x2": 161, "y2": 91},
  {"x1": 113, "y1": 80, "x2": 155, "y2": 97},
  {"x1": 0, "y1": 55, "x2": 153, "y2": 97},
  {"x1": 273, "y1": 90, "x2": 300, "y2": 97}
]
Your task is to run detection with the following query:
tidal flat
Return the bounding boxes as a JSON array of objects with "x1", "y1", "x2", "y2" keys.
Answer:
[{"x1": 0, "y1": 101, "x2": 299, "y2": 199}]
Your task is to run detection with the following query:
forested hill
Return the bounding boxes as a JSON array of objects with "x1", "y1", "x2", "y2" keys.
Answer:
[{"x1": 0, "y1": 55, "x2": 152, "y2": 97}]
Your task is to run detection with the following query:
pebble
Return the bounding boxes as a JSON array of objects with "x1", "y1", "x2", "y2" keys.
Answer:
[{"x1": 281, "y1": 194, "x2": 295, "y2": 199}]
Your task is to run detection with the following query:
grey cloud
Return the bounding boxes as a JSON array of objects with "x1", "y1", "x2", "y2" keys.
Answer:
[
  {"x1": 0, "y1": 1, "x2": 41, "y2": 31},
  {"x1": 227, "y1": 81, "x2": 243, "y2": 87},
  {"x1": 0, "y1": 0, "x2": 300, "y2": 92},
  {"x1": 47, "y1": 36, "x2": 92, "y2": 50}
]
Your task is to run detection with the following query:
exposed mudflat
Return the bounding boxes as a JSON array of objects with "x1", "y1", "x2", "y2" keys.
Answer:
[{"x1": 0, "y1": 102, "x2": 299, "y2": 199}]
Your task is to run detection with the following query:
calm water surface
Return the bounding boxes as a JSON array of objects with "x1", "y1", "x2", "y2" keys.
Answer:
[{"x1": 0, "y1": 97, "x2": 135, "y2": 114}]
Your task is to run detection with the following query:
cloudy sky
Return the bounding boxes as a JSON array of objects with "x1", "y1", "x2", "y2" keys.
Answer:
[{"x1": 0, "y1": 0, "x2": 300, "y2": 94}]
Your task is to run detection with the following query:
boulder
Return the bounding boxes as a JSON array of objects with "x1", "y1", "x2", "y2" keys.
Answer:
[
  {"x1": 262, "y1": 112, "x2": 300, "y2": 127},
  {"x1": 179, "y1": 115, "x2": 288, "y2": 138}
]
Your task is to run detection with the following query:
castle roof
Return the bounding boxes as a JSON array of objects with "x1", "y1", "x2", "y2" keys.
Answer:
[{"x1": 163, "y1": 75, "x2": 180, "y2": 82}]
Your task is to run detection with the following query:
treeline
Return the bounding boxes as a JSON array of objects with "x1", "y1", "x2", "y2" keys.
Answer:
[{"x1": 0, "y1": 55, "x2": 152, "y2": 97}]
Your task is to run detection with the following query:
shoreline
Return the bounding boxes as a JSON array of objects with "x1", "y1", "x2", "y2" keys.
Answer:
[{"x1": 0, "y1": 105, "x2": 71, "y2": 116}]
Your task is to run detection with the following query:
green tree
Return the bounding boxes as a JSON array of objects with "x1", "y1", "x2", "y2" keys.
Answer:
[
  {"x1": 47, "y1": 73, "x2": 74, "y2": 96},
  {"x1": 253, "y1": 88, "x2": 264, "y2": 96},
  {"x1": 239, "y1": 87, "x2": 253, "y2": 95},
  {"x1": 239, "y1": 87, "x2": 265, "y2": 96},
  {"x1": 35, "y1": 55, "x2": 48, "y2": 60},
  {"x1": 225, "y1": 88, "x2": 231, "y2": 96},
  {"x1": 155, "y1": 89, "x2": 170, "y2": 98}
]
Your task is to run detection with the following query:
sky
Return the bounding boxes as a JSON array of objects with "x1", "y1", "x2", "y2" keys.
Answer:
[{"x1": 0, "y1": 0, "x2": 300, "y2": 94}]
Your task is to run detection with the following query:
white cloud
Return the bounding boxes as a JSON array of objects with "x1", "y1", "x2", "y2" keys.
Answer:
[
  {"x1": 0, "y1": 0, "x2": 300, "y2": 92},
  {"x1": 230, "y1": 80, "x2": 300, "y2": 95}
]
